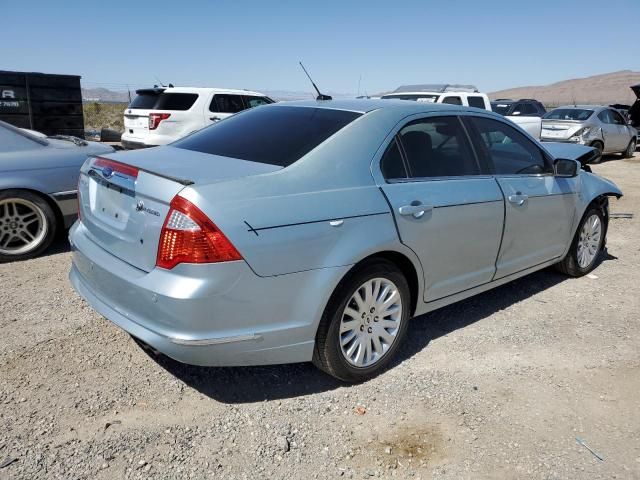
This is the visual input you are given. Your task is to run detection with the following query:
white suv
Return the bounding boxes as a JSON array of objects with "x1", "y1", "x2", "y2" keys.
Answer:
[
  {"x1": 121, "y1": 87, "x2": 274, "y2": 149},
  {"x1": 381, "y1": 84, "x2": 542, "y2": 139}
]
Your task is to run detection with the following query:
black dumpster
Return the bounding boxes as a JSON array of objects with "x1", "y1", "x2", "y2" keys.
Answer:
[{"x1": 0, "y1": 70, "x2": 85, "y2": 138}]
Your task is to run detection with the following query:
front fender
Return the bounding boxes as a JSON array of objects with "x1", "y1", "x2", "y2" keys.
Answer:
[{"x1": 573, "y1": 171, "x2": 622, "y2": 234}]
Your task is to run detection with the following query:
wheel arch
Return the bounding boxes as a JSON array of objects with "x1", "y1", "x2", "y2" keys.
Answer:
[{"x1": 345, "y1": 250, "x2": 421, "y2": 317}]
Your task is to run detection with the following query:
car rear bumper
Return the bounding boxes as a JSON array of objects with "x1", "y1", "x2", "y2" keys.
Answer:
[{"x1": 68, "y1": 221, "x2": 348, "y2": 366}]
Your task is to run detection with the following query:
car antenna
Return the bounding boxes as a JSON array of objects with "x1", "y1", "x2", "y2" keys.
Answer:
[
  {"x1": 299, "y1": 62, "x2": 332, "y2": 101},
  {"x1": 154, "y1": 76, "x2": 166, "y2": 88}
]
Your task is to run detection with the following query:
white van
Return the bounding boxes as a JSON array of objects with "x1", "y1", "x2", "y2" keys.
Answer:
[
  {"x1": 381, "y1": 84, "x2": 542, "y2": 139},
  {"x1": 121, "y1": 87, "x2": 274, "y2": 149}
]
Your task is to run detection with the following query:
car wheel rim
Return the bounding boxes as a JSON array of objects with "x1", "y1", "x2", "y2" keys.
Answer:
[
  {"x1": 629, "y1": 140, "x2": 636, "y2": 156},
  {"x1": 577, "y1": 214, "x2": 602, "y2": 269},
  {"x1": 0, "y1": 198, "x2": 48, "y2": 255},
  {"x1": 339, "y1": 277, "x2": 403, "y2": 368}
]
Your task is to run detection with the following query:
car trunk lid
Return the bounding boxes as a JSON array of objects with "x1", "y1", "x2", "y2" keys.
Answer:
[
  {"x1": 541, "y1": 120, "x2": 582, "y2": 140},
  {"x1": 78, "y1": 148, "x2": 282, "y2": 272}
]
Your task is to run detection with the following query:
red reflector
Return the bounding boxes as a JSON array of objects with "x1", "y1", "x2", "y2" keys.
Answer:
[
  {"x1": 149, "y1": 112, "x2": 171, "y2": 130},
  {"x1": 156, "y1": 196, "x2": 242, "y2": 269},
  {"x1": 93, "y1": 157, "x2": 139, "y2": 178}
]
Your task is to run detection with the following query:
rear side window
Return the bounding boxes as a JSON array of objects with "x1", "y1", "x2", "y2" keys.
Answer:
[
  {"x1": 211, "y1": 94, "x2": 245, "y2": 113},
  {"x1": 173, "y1": 106, "x2": 362, "y2": 167},
  {"x1": 154, "y1": 93, "x2": 198, "y2": 111},
  {"x1": 441, "y1": 96, "x2": 462, "y2": 105},
  {"x1": 128, "y1": 93, "x2": 159, "y2": 109},
  {"x1": 514, "y1": 103, "x2": 538, "y2": 115},
  {"x1": 397, "y1": 116, "x2": 479, "y2": 178},
  {"x1": 245, "y1": 96, "x2": 273, "y2": 108},
  {"x1": 128, "y1": 92, "x2": 198, "y2": 111},
  {"x1": 468, "y1": 96, "x2": 487, "y2": 109},
  {"x1": 380, "y1": 138, "x2": 407, "y2": 179},
  {"x1": 468, "y1": 116, "x2": 549, "y2": 175}
]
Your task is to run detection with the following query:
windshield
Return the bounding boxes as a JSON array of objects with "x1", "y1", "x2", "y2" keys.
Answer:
[
  {"x1": 544, "y1": 109, "x2": 594, "y2": 121},
  {"x1": 173, "y1": 105, "x2": 362, "y2": 167},
  {"x1": 491, "y1": 103, "x2": 512, "y2": 116},
  {"x1": 381, "y1": 94, "x2": 440, "y2": 103}
]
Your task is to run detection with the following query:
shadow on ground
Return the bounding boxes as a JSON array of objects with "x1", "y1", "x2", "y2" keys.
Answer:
[{"x1": 151, "y1": 254, "x2": 615, "y2": 404}]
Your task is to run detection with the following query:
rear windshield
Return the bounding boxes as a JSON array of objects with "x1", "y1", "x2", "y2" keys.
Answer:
[
  {"x1": 544, "y1": 109, "x2": 593, "y2": 121},
  {"x1": 128, "y1": 92, "x2": 198, "y2": 111},
  {"x1": 173, "y1": 105, "x2": 362, "y2": 167},
  {"x1": 491, "y1": 103, "x2": 512, "y2": 115}
]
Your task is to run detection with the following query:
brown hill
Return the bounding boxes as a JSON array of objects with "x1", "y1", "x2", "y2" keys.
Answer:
[{"x1": 489, "y1": 70, "x2": 640, "y2": 106}]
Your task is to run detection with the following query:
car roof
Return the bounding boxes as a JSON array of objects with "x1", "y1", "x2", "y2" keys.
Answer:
[
  {"x1": 153, "y1": 87, "x2": 267, "y2": 96},
  {"x1": 552, "y1": 105, "x2": 603, "y2": 110},
  {"x1": 274, "y1": 98, "x2": 472, "y2": 114},
  {"x1": 382, "y1": 91, "x2": 486, "y2": 97}
]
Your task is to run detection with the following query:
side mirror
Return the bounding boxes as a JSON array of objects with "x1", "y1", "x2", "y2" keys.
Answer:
[{"x1": 554, "y1": 158, "x2": 579, "y2": 177}]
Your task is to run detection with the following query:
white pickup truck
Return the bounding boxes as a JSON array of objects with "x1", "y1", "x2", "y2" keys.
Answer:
[{"x1": 381, "y1": 84, "x2": 542, "y2": 139}]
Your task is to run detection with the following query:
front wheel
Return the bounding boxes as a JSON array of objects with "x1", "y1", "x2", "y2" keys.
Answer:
[
  {"x1": 556, "y1": 206, "x2": 606, "y2": 277},
  {"x1": 313, "y1": 259, "x2": 411, "y2": 382},
  {"x1": 590, "y1": 141, "x2": 604, "y2": 163},
  {"x1": 0, "y1": 190, "x2": 57, "y2": 263},
  {"x1": 622, "y1": 138, "x2": 636, "y2": 158}
]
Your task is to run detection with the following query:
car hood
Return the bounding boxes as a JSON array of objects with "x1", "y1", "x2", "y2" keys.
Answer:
[
  {"x1": 46, "y1": 138, "x2": 114, "y2": 155},
  {"x1": 543, "y1": 142, "x2": 600, "y2": 165}
]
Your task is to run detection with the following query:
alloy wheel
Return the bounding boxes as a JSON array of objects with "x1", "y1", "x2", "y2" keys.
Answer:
[
  {"x1": 577, "y1": 214, "x2": 602, "y2": 269},
  {"x1": 0, "y1": 198, "x2": 48, "y2": 256},
  {"x1": 339, "y1": 278, "x2": 403, "y2": 368}
]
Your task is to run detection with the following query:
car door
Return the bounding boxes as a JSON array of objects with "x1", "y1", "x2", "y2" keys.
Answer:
[
  {"x1": 465, "y1": 115, "x2": 578, "y2": 279},
  {"x1": 377, "y1": 115, "x2": 505, "y2": 302},
  {"x1": 608, "y1": 109, "x2": 632, "y2": 150},
  {"x1": 596, "y1": 109, "x2": 623, "y2": 152},
  {"x1": 208, "y1": 94, "x2": 245, "y2": 124}
]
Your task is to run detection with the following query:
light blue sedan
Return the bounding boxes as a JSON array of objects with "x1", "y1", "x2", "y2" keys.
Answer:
[{"x1": 69, "y1": 100, "x2": 622, "y2": 382}]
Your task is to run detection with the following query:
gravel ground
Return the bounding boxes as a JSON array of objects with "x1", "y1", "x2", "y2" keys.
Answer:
[{"x1": 1, "y1": 153, "x2": 639, "y2": 480}]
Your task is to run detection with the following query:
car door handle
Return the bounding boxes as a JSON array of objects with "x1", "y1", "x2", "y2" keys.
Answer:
[
  {"x1": 508, "y1": 193, "x2": 529, "y2": 206},
  {"x1": 210, "y1": 116, "x2": 221, "y2": 121},
  {"x1": 398, "y1": 202, "x2": 433, "y2": 219}
]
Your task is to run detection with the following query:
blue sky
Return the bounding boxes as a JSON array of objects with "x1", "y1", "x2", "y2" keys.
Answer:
[{"x1": 2, "y1": 0, "x2": 638, "y2": 95}]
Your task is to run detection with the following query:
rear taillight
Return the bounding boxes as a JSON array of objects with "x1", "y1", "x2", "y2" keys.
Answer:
[
  {"x1": 156, "y1": 196, "x2": 241, "y2": 269},
  {"x1": 93, "y1": 157, "x2": 139, "y2": 178},
  {"x1": 149, "y1": 113, "x2": 171, "y2": 130}
]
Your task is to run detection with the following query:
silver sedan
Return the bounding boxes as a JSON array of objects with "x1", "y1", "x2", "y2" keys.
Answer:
[
  {"x1": 0, "y1": 121, "x2": 113, "y2": 262},
  {"x1": 69, "y1": 100, "x2": 622, "y2": 382},
  {"x1": 541, "y1": 105, "x2": 637, "y2": 158}
]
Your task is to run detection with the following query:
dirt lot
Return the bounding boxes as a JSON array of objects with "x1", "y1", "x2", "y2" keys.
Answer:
[{"x1": 1, "y1": 153, "x2": 639, "y2": 480}]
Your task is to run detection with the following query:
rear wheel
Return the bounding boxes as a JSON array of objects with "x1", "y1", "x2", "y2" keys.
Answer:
[
  {"x1": 590, "y1": 141, "x2": 604, "y2": 163},
  {"x1": 556, "y1": 206, "x2": 606, "y2": 277},
  {"x1": 313, "y1": 259, "x2": 411, "y2": 382},
  {"x1": 622, "y1": 138, "x2": 636, "y2": 158},
  {"x1": 0, "y1": 190, "x2": 57, "y2": 263}
]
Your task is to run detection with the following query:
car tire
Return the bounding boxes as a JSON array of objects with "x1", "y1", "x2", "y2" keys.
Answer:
[
  {"x1": 622, "y1": 138, "x2": 636, "y2": 158},
  {"x1": 555, "y1": 206, "x2": 606, "y2": 277},
  {"x1": 313, "y1": 259, "x2": 411, "y2": 382},
  {"x1": 590, "y1": 141, "x2": 604, "y2": 163},
  {"x1": 0, "y1": 190, "x2": 57, "y2": 263}
]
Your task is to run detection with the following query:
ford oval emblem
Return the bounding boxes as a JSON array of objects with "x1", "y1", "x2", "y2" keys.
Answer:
[{"x1": 102, "y1": 167, "x2": 114, "y2": 179}]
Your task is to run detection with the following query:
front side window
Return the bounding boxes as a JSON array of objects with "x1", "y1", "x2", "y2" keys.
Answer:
[
  {"x1": 441, "y1": 96, "x2": 462, "y2": 105},
  {"x1": 211, "y1": 94, "x2": 245, "y2": 113},
  {"x1": 245, "y1": 96, "x2": 274, "y2": 108},
  {"x1": 514, "y1": 103, "x2": 537, "y2": 115},
  {"x1": 397, "y1": 116, "x2": 480, "y2": 178},
  {"x1": 173, "y1": 106, "x2": 362, "y2": 167},
  {"x1": 468, "y1": 96, "x2": 487, "y2": 109},
  {"x1": 468, "y1": 116, "x2": 549, "y2": 175}
]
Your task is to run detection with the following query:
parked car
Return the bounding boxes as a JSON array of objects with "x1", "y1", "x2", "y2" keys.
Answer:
[
  {"x1": 490, "y1": 99, "x2": 546, "y2": 117},
  {"x1": 382, "y1": 85, "x2": 542, "y2": 138},
  {"x1": 541, "y1": 105, "x2": 637, "y2": 158},
  {"x1": 69, "y1": 100, "x2": 622, "y2": 382},
  {"x1": 0, "y1": 120, "x2": 113, "y2": 262},
  {"x1": 121, "y1": 87, "x2": 274, "y2": 150},
  {"x1": 628, "y1": 84, "x2": 640, "y2": 130}
]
